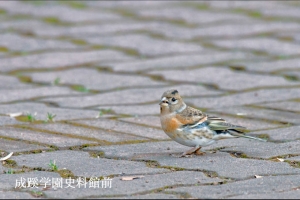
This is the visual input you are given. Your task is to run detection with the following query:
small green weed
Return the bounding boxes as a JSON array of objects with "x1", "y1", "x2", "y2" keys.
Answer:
[{"x1": 48, "y1": 160, "x2": 58, "y2": 171}]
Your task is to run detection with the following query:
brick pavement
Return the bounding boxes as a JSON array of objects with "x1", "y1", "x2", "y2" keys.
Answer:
[{"x1": 0, "y1": 1, "x2": 300, "y2": 199}]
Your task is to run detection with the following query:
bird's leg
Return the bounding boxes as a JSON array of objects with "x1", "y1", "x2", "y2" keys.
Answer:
[
  {"x1": 181, "y1": 146, "x2": 203, "y2": 157},
  {"x1": 195, "y1": 147, "x2": 206, "y2": 156}
]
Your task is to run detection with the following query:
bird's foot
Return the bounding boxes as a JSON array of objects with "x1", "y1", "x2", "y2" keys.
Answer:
[
  {"x1": 179, "y1": 146, "x2": 204, "y2": 158},
  {"x1": 195, "y1": 149, "x2": 206, "y2": 156}
]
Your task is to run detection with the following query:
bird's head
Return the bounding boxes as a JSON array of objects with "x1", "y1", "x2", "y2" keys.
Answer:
[{"x1": 159, "y1": 89, "x2": 186, "y2": 114}]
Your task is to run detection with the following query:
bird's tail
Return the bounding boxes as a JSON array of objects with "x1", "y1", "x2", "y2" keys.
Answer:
[{"x1": 230, "y1": 132, "x2": 267, "y2": 142}]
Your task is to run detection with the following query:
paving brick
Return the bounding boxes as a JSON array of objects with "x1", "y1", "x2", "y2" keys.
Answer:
[
  {"x1": 232, "y1": 58, "x2": 300, "y2": 73},
  {"x1": 186, "y1": 88, "x2": 300, "y2": 109},
  {"x1": 220, "y1": 139, "x2": 300, "y2": 159},
  {"x1": 96, "y1": 104, "x2": 159, "y2": 116},
  {"x1": 73, "y1": 119, "x2": 168, "y2": 140},
  {"x1": 212, "y1": 38, "x2": 300, "y2": 56},
  {"x1": 0, "y1": 33, "x2": 78, "y2": 52},
  {"x1": 0, "y1": 86, "x2": 79, "y2": 104},
  {"x1": 0, "y1": 50, "x2": 133, "y2": 72},
  {"x1": 0, "y1": 1, "x2": 122, "y2": 23},
  {"x1": 32, "y1": 20, "x2": 153, "y2": 37},
  {"x1": 0, "y1": 116, "x2": 24, "y2": 126},
  {"x1": 0, "y1": 191, "x2": 33, "y2": 199},
  {"x1": 207, "y1": 1, "x2": 290, "y2": 10},
  {"x1": 280, "y1": 70, "x2": 300, "y2": 80},
  {"x1": 26, "y1": 68, "x2": 167, "y2": 91},
  {"x1": 0, "y1": 138, "x2": 49, "y2": 153},
  {"x1": 147, "y1": 152, "x2": 300, "y2": 179},
  {"x1": 0, "y1": 127, "x2": 96, "y2": 148},
  {"x1": 40, "y1": 85, "x2": 223, "y2": 108},
  {"x1": 0, "y1": 19, "x2": 49, "y2": 32},
  {"x1": 88, "y1": 142, "x2": 300, "y2": 179},
  {"x1": 229, "y1": 190, "x2": 300, "y2": 199},
  {"x1": 167, "y1": 174, "x2": 300, "y2": 199},
  {"x1": 137, "y1": 8, "x2": 251, "y2": 25},
  {"x1": 79, "y1": 34, "x2": 203, "y2": 56},
  {"x1": 12, "y1": 150, "x2": 169, "y2": 177},
  {"x1": 120, "y1": 116, "x2": 161, "y2": 129},
  {"x1": 42, "y1": 170, "x2": 222, "y2": 198},
  {"x1": 286, "y1": 156, "x2": 300, "y2": 162},
  {"x1": 105, "y1": 51, "x2": 259, "y2": 72},
  {"x1": 0, "y1": 74, "x2": 33, "y2": 89},
  {"x1": 250, "y1": 126, "x2": 300, "y2": 141},
  {"x1": 85, "y1": 1, "x2": 173, "y2": 9},
  {"x1": 113, "y1": 193, "x2": 179, "y2": 199},
  {"x1": 148, "y1": 66, "x2": 297, "y2": 91},
  {"x1": 31, "y1": 123, "x2": 146, "y2": 143},
  {"x1": 0, "y1": 102, "x2": 100, "y2": 121},
  {"x1": 0, "y1": 171, "x2": 61, "y2": 189},
  {"x1": 84, "y1": 141, "x2": 186, "y2": 159},
  {"x1": 169, "y1": 22, "x2": 300, "y2": 39},
  {"x1": 150, "y1": 22, "x2": 300, "y2": 39},
  {"x1": 211, "y1": 106, "x2": 300, "y2": 124},
  {"x1": 257, "y1": 101, "x2": 300, "y2": 112},
  {"x1": 261, "y1": 6, "x2": 300, "y2": 19}
]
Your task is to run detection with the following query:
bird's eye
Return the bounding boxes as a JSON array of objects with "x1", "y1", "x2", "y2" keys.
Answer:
[{"x1": 172, "y1": 97, "x2": 176, "y2": 102}]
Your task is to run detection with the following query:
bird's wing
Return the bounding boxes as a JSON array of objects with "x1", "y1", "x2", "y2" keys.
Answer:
[
  {"x1": 206, "y1": 116, "x2": 246, "y2": 131},
  {"x1": 175, "y1": 106, "x2": 207, "y2": 127},
  {"x1": 207, "y1": 116, "x2": 267, "y2": 142}
]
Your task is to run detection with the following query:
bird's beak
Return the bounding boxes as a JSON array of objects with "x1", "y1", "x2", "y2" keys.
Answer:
[{"x1": 159, "y1": 97, "x2": 168, "y2": 105}]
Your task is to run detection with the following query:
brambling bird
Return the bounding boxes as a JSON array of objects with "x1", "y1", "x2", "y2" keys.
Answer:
[{"x1": 159, "y1": 89, "x2": 266, "y2": 157}]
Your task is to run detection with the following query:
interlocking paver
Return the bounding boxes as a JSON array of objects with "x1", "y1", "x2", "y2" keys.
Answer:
[
  {"x1": 212, "y1": 38, "x2": 300, "y2": 56},
  {"x1": 0, "y1": 138, "x2": 49, "y2": 153},
  {"x1": 0, "y1": 74, "x2": 34, "y2": 89},
  {"x1": 186, "y1": 88, "x2": 300, "y2": 109},
  {"x1": 0, "y1": 33, "x2": 78, "y2": 52},
  {"x1": 249, "y1": 126, "x2": 300, "y2": 141},
  {"x1": 167, "y1": 174, "x2": 300, "y2": 199},
  {"x1": 25, "y1": 68, "x2": 167, "y2": 91},
  {"x1": 105, "y1": 51, "x2": 259, "y2": 72},
  {"x1": 148, "y1": 66, "x2": 297, "y2": 91},
  {"x1": 137, "y1": 7, "x2": 251, "y2": 25},
  {"x1": 256, "y1": 100, "x2": 300, "y2": 112},
  {"x1": 96, "y1": 103, "x2": 158, "y2": 116},
  {"x1": 73, "y1": 118, "x2": 168, "y2": 140},
  {"x1": 0, "y1": 116, "x2": 24, "y2": 126},
  {"x1": 220, "y1": 139, "x2": 300, "y2": 159},
  {"x1": 42, "y1": 171, "x2": 222, "y2": 198},
  {"x1": 31, "y1": 20, "x2": 153, "y2": 37},
  {"x1": 0, "y1": 127, "x2": 97, "y2": 148},
  {"x1": 31, "y1": 123, "x2": 146, "y2": 143},
  {"x1": 286, "y1": 156, "x2": 300, "y2": 162},
  {"x1": 229, "y1": 190, "x2": 300, "y2": 199},
  {"x1": 40, "y1": 85, "x2": 223, "y2": 108},
  {"x1": 119, "y1": 116, "x2": 161, "y2": 128},
  {"x1": 78, "y1": 34, "x2": 204, "y2": 56},
  {"x1": 92, "y1": 143, "x2": 300, "y2": 179},
  {"x1": 0, "y1": 102, "x2": 100, "y2": 121},
  {"x1": 211, "y1": 106, "x2": 300, "y2": 124},
  {"x1": 166, "y1": 22, "x2": 300, "y2": 39},
  {"x1": 0, "y1": 191, "x2": 34, "y2": 199},
  {"x1": 0, "y1": 86, "x2": 80, "y2": 104},
  {"x1": 0, "y1": 50, "x2": 133, "y2": 72},
  {"x1": 84, "y1": 141, "x2": 185, "y2": 159},
  {"x1": 0, "y1": 171, "x2": 61, "y2": 189},
  {"x1": 231, "y1": 58, "x2": 300, "y2": 73},
  {"x1": 12, "y1": 150, "x2": 169, "y2": 177},
  {"x1": 0, "y1": 1, "x2": 122, "y2": 23}
]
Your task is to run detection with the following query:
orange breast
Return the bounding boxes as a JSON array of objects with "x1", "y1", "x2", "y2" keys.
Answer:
[{"x1": 162, "y1": 117, "x2": 181, "y2": 133}]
